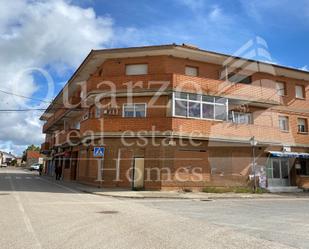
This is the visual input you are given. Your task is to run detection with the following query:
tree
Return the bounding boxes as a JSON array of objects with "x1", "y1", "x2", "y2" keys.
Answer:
[{"x1": 22, "y1": 144, "x2": 40, "y2": 162}]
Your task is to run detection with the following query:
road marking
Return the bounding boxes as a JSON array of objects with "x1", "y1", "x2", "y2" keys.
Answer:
[
  {"x1": 15, "y1": 176, "x2": 21, "y2": 179},
  {"x1": 25, "y1": 176, "x2": 32, "y2": 179},
  {"x1": 6, "y1": 169, "x2": 42, "y2": 249},
  {"x1": 4, "y1": 176, "x2": 11, "y2": 179}
]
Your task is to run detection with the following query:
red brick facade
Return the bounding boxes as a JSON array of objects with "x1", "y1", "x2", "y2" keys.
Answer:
[{"x1": 41, "y1": 45, "x2": 309, "y2": 191}]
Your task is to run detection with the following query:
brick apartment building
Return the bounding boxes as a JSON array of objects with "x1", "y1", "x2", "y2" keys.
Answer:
[{"x1": 40, "y1": 44, "x2": 309, "y2": 191}]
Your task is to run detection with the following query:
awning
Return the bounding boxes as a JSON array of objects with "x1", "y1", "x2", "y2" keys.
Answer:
[{"x1": 268, "y1": 151, "x2": 309, "y2": 159}]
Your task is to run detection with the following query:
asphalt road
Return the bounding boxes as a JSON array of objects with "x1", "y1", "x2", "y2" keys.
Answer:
[{"x1": 0, "y1": 167, "x2": 307, "y2": 249}]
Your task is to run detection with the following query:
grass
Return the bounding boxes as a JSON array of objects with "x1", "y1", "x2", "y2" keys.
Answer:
[{"x1": 202, "y1": 186, "x2": 268, "y2": 194}]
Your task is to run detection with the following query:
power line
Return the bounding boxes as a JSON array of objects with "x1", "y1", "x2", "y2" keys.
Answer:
[{"x1": 0, "y1": 89, "x2": 53, "y2": 104}]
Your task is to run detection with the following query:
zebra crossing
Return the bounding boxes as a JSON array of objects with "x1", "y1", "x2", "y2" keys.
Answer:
[{"x1": 1, "y1": 175, "x2": 41, "y2": 180}]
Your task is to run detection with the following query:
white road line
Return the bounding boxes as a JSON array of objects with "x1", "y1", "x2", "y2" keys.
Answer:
[
  {"x1": 6, "y1": 170, "x2": 42, "y2": 249},
  {"x1": 4, "y1": 176, "x2": 11, "y2": 179},
  {"x1": 15, "y1": 176, "x2": 21, "y2": 179},
  {"x1": 25, "y1": 176, "x2": 32, "y2": 179}
]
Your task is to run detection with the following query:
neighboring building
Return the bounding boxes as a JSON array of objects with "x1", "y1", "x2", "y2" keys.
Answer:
[
  {"x1": 0, "y1": 151, "x2": 16, "y2": 165},
  {"x1": 40, "y1": 44, "x2": 309, "y2": 191},
  {"x1": 26, "y1": 150, "x2": 43, "y2": 168}
]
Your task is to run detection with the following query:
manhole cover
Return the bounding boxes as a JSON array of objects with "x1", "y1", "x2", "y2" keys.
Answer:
[
  {"x1": 200, "y1": 199, "x2": 213, "y2": 202},
  {"x1": 97, "y1": 211, "x2": 119, "y2": 214},
  {"x1": 0, "y1": 193, "x2": 9, "y2": 196}
]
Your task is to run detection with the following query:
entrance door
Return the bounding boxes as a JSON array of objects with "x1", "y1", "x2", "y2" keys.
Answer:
[
  {"x1": 268, "y1": 158, "x2": 290, "y2": 186},
  {"x1": 133, "y1": 158, "x2": 144, "y2": 190},
  {"x1": 70, "y1": 152, "x2": 78, "y2": 181}
]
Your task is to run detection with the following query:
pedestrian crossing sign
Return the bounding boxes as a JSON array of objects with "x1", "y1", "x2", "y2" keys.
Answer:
[{"x1": 93, "y1": 147, "x2": 105, "y2": 157}]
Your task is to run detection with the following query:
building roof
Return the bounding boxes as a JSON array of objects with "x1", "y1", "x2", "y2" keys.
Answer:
[
  {"x1": 26, "y1": 150, "x2": 41, "y2": 159},
  {"x1": 40, "y1": 43, "x2": 309, "y2": 120},
  {"x1": 0, "y1": 151, "x2": 17, "y2": 159}
]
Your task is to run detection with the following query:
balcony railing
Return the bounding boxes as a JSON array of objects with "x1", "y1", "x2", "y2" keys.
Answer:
[
  {"x1": 40, "y1": 142, "x2": 50, "y2": 151},
  {"x1": 172, "y1": 74, "x2": 281, "y2": 105},
  {"x1": 54, "y1": 129, "x2": 80, "y2": 146},
  {"x1": 79, "y1": 116, "x2": 308, "y2": 146},
  {"x1": 43, "y1": 96, "x2": 82, "y2": 133},
  {"x1": 80, "y1": 117, "x2": 173, "y2": 135}
]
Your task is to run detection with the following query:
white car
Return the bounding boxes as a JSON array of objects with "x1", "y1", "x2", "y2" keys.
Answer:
[
  {"x1": 0, "y1": 163, "x2": 7, "y2": 168},
  {"x1": 29, "y1": 163, "x2": 40, "y2": 171}
]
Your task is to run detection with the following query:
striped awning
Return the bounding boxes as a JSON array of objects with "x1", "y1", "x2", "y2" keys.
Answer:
[{"x1": 268, "y1": 151, "x2": 309, "y2": 159}]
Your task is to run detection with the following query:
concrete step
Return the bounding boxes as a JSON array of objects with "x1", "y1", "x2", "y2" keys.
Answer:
[{"x1": 267, "y1": 186, "x2": 303, "y2": 193}]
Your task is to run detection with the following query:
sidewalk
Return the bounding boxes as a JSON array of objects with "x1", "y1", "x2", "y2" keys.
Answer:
[{"x1": 43, "y1": 175, "x2": 309, "y2": 200}]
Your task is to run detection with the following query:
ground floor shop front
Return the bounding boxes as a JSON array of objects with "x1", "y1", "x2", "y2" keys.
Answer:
[{"x1": 45, "y1": 138, "x2": 309, "y2": 191}]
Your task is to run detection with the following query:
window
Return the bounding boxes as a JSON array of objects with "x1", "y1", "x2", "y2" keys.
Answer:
[
  {"x1": 230, "y1": 112, "x2": 252, "y2": 124},
  {"x1": 185, "y1": 66, "x2": 198, "y2": 76},
  {"x1": 173, "y1": 92, "x2": 228, "y2": 121},
  {"x1": 125, "y1": 64, "x2": 148, "y2": 75},
  {"x1": 82, "y1": 112, "x2": 89, "y2": 121},
  {"x1": 276, "y1": 82, "x2": 286, "y2": 96},
  {"x1": 71, "y1": 121, "x2": 80, "y2": 130},
  {"x1": 279, "y1": 116, "x2": 289, "y2": 131},
  {"x1": 95, "y1": 107, "x2": 101, "y2": 118},
  {"x1": 298, "y1": 159, "x2": 309, "y2": 176},
  {"x1": 228, "y1": 73, "x2": 252, "y2": 84},
  {"x1": 295, "y1": 85, "x2": 305, "y2": 99},
  {"x1": 297, "y1": 118, "x2": 308, "y2": 133},
  {"x1": 123, "y1": 103, "x2": 146, "y2": 117}
]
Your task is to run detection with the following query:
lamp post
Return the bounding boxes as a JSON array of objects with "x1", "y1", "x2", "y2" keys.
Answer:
[{"x1": 250, "y1": 136, "x2": 258, "y2": 192}]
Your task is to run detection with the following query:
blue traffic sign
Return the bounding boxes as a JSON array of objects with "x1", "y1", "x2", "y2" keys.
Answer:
[{"x1": 93, "y1": 147, "x2": 105, "y2": 157}]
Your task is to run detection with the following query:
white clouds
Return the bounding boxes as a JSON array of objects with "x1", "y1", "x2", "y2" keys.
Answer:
[
  {"x1": 0, "y1": 0, "x2": 114, "y2": 155},
  {"x1": 301, "y1": 65, "x2": 309, "y2": 71}
]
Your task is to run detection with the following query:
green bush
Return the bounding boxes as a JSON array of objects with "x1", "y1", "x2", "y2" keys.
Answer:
[{"x1": 202, "y1": 186, "x2": 268, "y2": 194}]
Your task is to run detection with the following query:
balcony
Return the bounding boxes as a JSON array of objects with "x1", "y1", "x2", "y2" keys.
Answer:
[
  {"x1": 54, "y1": 129, "x2": 80, "y2": 146},
  {"x1": 40, "y1": 142, "x2": 50, "y2": 151},
  {"x1": 171, "y1": 118, "x2": 305, "y2": 145},
  {"x1": 42, "y1": 96, "x2": 82, "y2": 133},
  {"x1": 80, "y1": 117, "x2": 172, "y2": 135},
  {"x1": 172, "y1": 74, "x2": 281, "y2": 106}
]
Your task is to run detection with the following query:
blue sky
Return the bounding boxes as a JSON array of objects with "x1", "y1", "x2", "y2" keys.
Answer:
[
  {"x1": 75, "y1": 0, "x2": 309, "y2": 69},
  {"x1": 0, "y1": 0, "x2": 308, "y2": 155}
]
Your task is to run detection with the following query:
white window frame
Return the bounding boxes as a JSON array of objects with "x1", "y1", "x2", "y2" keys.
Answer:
[
  {"x1": 297, "y1": 118, "x2": 308, "y2": 133},
  {"x1": 172, "y1": 92, "x2": 228, "y2": 121},
  {"x1": 278, "y1": 116, "x2": 289, "y2": 131},
  {"x1": 276, "y1": 82, "x2": 286, "y2": 96},
  {"x1": 185, "y1": 66, "x2": 198, "y2": 76},
  {"x1": 231, "y1": 111, "x2": 253, "y2": 124},
  {"x1": 122, "y1": 103, "x2": 147, "y2": 118},
  {"x1": 295, "y1": 85, "x2": 305, "y2": 99},
  {"x1": 125, "y1": 64, "x2": 148, "y2": 76}
]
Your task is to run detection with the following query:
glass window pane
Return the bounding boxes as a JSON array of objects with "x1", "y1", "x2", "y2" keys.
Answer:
[
  {"x1": 185, "y1": 66, "x2": 198, "y2": 76},
  {"x1": 175, "y1": 100, "x2": 187, "y2": 117},
  {"x1": 202, "y1": 95, "x2": 214, "y2": 103},
  {"x1": 276, "y1": 82, "x2": 285, "y2": 96},
  {"x1": 188, "y1": 93, "x2": 200, "y2": 101},
  {"x1": 188, "y1": 102, "x2": 201, "y2": 118},
  {"x1": 295, "y1": 85, "x2": 304, "y2": 98},
  {"x1": 215, "y1": 105, "x2": 227, "y2": 120},
  {"x1": 135, "y1": 104, "x2": 146, "y2": 117},
  {"x1": 279, "y1": 116, "x2": 289, "y2": 131},
  {"x1": 175, "y1": 92, "x2": 187, "y2": 99},
  {"x1": 124, "y1": 105, "x2": 134, "y2": 117},
  {"x1": 273, "y1": 160, "x2": 280, "y2": 178},
  {"x1": 202, "y1": 104, "x2": 214, "y2": 119},
  {"x1": 125, "y1": 64, "x2": 148, "y2": 75},
  {"x1": 215, "y1": 97, "x2": 227, "y2": 104},
  {"x1": 281, "y1": 160, "x2": 289, "y2": 179}
]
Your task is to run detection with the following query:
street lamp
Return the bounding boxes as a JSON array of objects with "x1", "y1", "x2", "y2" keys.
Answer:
[{"x1": 250, "y1": 136, "x2": 258, "y2": 192}]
